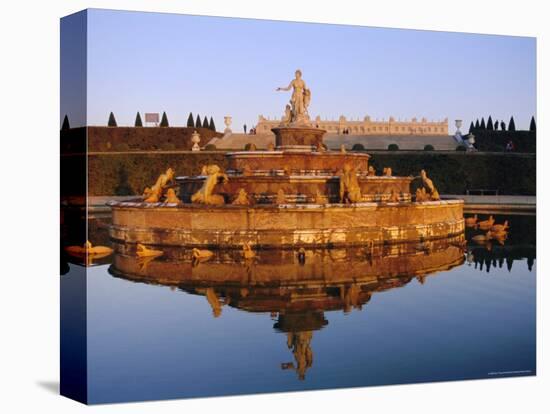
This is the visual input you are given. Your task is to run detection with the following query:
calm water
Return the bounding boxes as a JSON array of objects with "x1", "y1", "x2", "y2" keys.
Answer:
[{"x1": 62, "y1": 213, "x2": 536, "y2": 404}]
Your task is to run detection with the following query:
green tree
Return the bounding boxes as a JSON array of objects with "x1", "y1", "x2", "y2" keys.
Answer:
[
  {"x1": 108, "y1": 112, "x2": 117, "y2": 127},
  {"x1": 209, "y1": 116, "x2": 216, "y2": 131},
  {"x1": 160, "y1": 111, "x2": 169, "y2": 127},
  {"x1": 352, "y1": 143, "x2": 365, "y2": 151},
  {"x1": 529, "y1": 116, "x2": 536, "y2": 132},
  {"x1": 61, "y1": 114, "x2": 70, "y2": 130},
  {"x1": 424, "y1": 144, "x2": 435, "y2": 151},
  {"x1": 468, "y1": 121, "x2": 474, "y2": 133},
  {"x1": 203, "y1": 115, "x2": 209, "y2": 129},
  {"x1": 475, "y1": 119, "x2": 480, "y2": 129},
  {"x1": 388, "y1": 144, "x2": 399, "y2": 151},
  {"x1": 456, "y1": 145, "x2": 467, "y2": 151},
  {"x1": 480, "y1": 117, "x2": 486, "y2": 129},
  {"x1": 187, "y1": 112, "x2": 194, "y2": 128},
  {"x1": 204, "y1": 144, "x2": 217, "y2": 150},
  {"x1": 134, "y1": 112, "x2": 143, "y2": 127},
  {"x1": 508, "y1": 116, "x2": 516, "y2": 132},
  {"x1": 500, "y1": 120, "x2": 506, "y2": 131},
  {"x1": 494, "y1": 120, "x2": 499, "y2": 130},
  {"x1": 195, "y1": 114, "x2": 202, "y2": 128},
  {"x1": 487, "y1": 116, "x2": 494, "y2": 130}
]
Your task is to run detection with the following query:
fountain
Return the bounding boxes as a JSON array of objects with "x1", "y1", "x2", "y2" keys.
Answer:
[{"x1": 109, "y1": 70, "x2": 464, "y2": 248}]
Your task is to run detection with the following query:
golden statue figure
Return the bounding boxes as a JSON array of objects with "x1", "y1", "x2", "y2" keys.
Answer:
[
  {"x1": 143, "y1": 167, "x2": 175, "y2": 203},
  {"x1": 164, "y1": 188, "x2": 180, "y2": 204},
  {"x1": 191, "y1": 165, "x2": 228, "y2": 205},
  {"x1": 339, "y1": 164, "x2": 362, "y2": 203},
  {"x1": 419, "y1": 169, "x2": 440, "y2": 200},
  {"x1": 276, "y1": 69, "x2": 311, "y2": 125},
  {"x1": 136, "y1": 243, "x2": 163, "y2": 258},
  {"x1": 367, "y1": 166, "x2": 376, "y2": 176},
  {"x1": 231, "y1": 188, "x2": 250, "y2": 205}
]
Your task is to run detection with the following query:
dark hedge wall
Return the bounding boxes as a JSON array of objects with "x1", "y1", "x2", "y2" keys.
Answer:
[
  {"x1": 83, "y1": 151, "x2": 535, "y2": 196},
  {"x1": 369, "y1": 152, "x2": 535, "y2": 195},
  {"x1": 87, "y1": 152, "x2": 226, "y2": 196}
]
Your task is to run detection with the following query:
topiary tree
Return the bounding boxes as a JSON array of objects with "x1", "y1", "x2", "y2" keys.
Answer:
[
  {"x1": 456, "y1": 144, "x2": 467, "y2": 151},
  {"x1": 468, "y1": 121, "x2": 474, "y2": 133},
  {"x1": 195, "y1": 114, "x2": 202, "y2": 128},
  {"x1": 388, "y1": 143, "x2": 399, "y2": 151},
  {"x1": 487, "y1": 116, "x2": 494, "y2": 130},
  {"x1": 424, "y1": 144, "x2": 435, "y2": 151},
  {"x1": 530, "y1": 116, "x2": 536, "y2": 132},
  {"x1": 61, "y1": 114, "x2": 70, "y2": 130},
  {"x1": 475, "y1": 119, "x2": 480, "y2": 129},
  {"x1": 204, "y1": 144, "x2": 217, "y2": 151},
  {"x1": 187, "y1": 112, "x2": 194, "y2": 128},
  {"x1": 480, "y1": 117, "x2": 486, "y2": 129},
  {"x1": 160, "y1": 111, "x2": 169, "y2": 127},
  {"x1": 500, "y1": 120, "x2": 506, "y2": 131},
  {"x1": 244, "y1": 143, "x2": 257, "y2": 151},
  {"x1": 494, "y1": 120, "x2": 499, "y2": 130},
  {"x1": 108, "y1": 112, "x2": 117, "y2": 127},
  {"x1": 508, "y1": 116, "x2": 516, "y2": 132},
  {"x1": 134, "y1": 112, "x2": 143, "y2": 127},
  {"x1": 203, "y1": 115, "x2": 209, "y2": 129},
  {"x1": 352, "y1": 143, "x2": 365, "y2": 151},
  {"x1": 209, "y1": 117, "x2": 216, "y2": 131}
]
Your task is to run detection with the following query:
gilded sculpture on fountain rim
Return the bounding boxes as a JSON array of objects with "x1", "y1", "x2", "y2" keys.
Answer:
[
  {"x1": 231, "y1": 188, "x2": 251, "y2": 206},
  {"x1": 339, "y1": 163, "x2": 362, "y2": 204},
  {"x1": 143, "y1": 167, "x2": 175, "y2": 203},
  {"x1": 191, "y1": 164, "x2": 228, "y2": 205},
  {"x1": 414, "y1": 169, "x2": 440, "y2": 201}
]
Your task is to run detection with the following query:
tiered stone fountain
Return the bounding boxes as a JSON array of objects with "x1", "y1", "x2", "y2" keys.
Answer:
[{"x1": 109, "y1": 70, "x2": 464, "y2": 248}]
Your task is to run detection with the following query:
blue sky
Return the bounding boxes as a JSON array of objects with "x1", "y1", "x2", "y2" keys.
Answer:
[{"x1": 62, "y1": 9, "x2": 536, "y2": 131}]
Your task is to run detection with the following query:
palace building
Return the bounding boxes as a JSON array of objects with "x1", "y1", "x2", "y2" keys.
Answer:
[{"x1": 256, "y1": 114, "x2": 449, "y2": 136}]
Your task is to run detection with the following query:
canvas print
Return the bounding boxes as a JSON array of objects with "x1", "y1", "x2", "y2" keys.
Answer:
[{"x1": 60, "y1": 9, "x2": 536, "y2": 404}]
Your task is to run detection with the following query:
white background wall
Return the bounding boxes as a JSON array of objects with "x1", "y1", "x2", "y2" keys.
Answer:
[{"x1": 0, "y1": 0, "x2": 547, "y2": 413}]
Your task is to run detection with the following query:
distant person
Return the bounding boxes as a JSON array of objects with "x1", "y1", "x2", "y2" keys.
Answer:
[
  {"x1": 244, "y1": 124, "x2": 247, "y2": 134},
  {"x1": 505, "y1": 140, "x2": 514, "y2": 152}
]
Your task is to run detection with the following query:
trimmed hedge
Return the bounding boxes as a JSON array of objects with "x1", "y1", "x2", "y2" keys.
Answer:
[
  {"x1": 368, "y1": 152, "x2": 535, "y2": 195},
  {"x1": 87, "y1": 152, "x2": 226, "y2": 196},
  {"x1": 83, "y1": 151, "x2": 535, "y2": 196}
]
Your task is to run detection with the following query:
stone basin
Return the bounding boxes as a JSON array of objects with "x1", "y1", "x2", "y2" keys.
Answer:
[{"x1": 108, "y1": 199, "x2": 464, "y2": 248}]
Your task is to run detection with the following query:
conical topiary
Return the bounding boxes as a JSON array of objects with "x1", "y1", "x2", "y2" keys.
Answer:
[
  {"x1": 108, "y1": 112, "x2": 117, "y2": 127},
  {"x1": 209, "y1": 117, "x2": 216, "y2": 131},
  {"x1": 160, "y1": 111, "x2": 169, "y2": 127},
  {"x1": 196, "y1": 114, "x2": 202, "y2": 128},
  {"x1": 187, "y1": 112, "x2": 194, "y2": 128},
  {"x1": 529, "y1": 116, "x2": 536, "y2": 132},
  {"x1": 508, "y1": 116, "x2": 516, "y2": 132},
  {"x1": 61, "y1": 114, "x2": 70, "y2": 130},
  {"x1": 135, "y1": 112, "x2": 143, "y2": 127}
]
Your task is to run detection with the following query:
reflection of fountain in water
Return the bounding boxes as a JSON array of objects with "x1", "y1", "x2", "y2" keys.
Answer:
[{"x1": 108, "y1": 235, "x2": 469, "y2": 381}]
